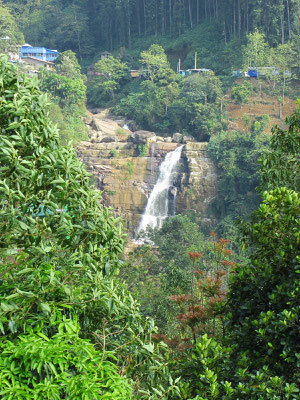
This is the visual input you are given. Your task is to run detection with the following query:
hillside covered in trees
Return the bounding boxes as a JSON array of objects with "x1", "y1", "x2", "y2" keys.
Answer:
[{"x1": 3, "y1": 0, "x2": 300, "y2": 59}]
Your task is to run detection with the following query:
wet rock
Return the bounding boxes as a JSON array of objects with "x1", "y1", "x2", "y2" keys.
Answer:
[
  {"x1": 128, "y1": 131, "x2": 156, "y2": 144},
  {"x1": 126, "y1": 120, "x2": 139, "y2": 132},
  {"x1": 82, "y1": 116, "x2": 93, "y2": 126},
  {"x1": 172, "y1": 133, "x2": 183, "y2": 143},
  {"x1": 89, "y1": 108, "x2": 102, "y2": 114},
  {"x1": 183, "y1": 135, "x2": 195, "y2": 143},
  {"x1": 90, "y1": 119, "x2": 103, "y2": 132},
  {"x1": 101, "y1": 136, "x2": 117, "y2": 143},
  {"x1": 115, "y1": 119, "x2": 126, "y2": 128}
]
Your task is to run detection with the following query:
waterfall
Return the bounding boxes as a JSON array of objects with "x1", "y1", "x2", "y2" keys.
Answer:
[{"x1": 136, "y1": 145, "x2": 183, "y2": 236}]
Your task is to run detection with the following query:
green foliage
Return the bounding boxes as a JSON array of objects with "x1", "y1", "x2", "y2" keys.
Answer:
[
  {"x1": 127, "y1": 160, "x2": 134, "y2": 175},
  {"x1": 55, "y1": 50, "x2": 83, "y2": 79},
  {"x1": 242, "y1": 113, "x2": 251, "y2": 127},
  {"x1": 168, "y1": 73, "x2": 224, "y2": 140},
  {"x1": 259, "y1": 103, "x2": 300, "y2": 192},
  {"x1": 243, "y1": 29, "x2": 271, "y2": 68},
  {"x1": 177, "y1": 335, "x2": 300, "y2": 399},
  {"x1": 0, "y1": 56, "x2": 180, "y2": 399},
  {"x1": 231, "y1": 81, "x2": 253, "y2": 104},
  {"x1": 225, "y1": 107, "x2": 300, "y2": 381},
  {"x1": 87, "y1": 56, "x2": 130, "y2": 106},
  {"x1": 38, "y1": 51, "x2": 87, "y2": 144},
  {"x1": 207, "y1": 129, "x2": 270, "y2": 242},
  {"x1": 0, "y1": 56, "x2": 122, "y2": 274},
  {"x1": 138, "y1": 143, "x2": 148, "y2": 157},
  {"x1": 0, "y1": 1, "x2": 24, "y2": 47},
  {"x1": 227, "y1": 188, "x2": 300, "y2": 380},
  {"x1": 123, "y1": 215, "x2": 205, "y2": 332},
  {"x1": 39, "y1": 69, "x2": 86, "y2": 109},
  {"x1": 174, "y1": 106, "x2": 300, "y2": 399},
  {"x1": 0, "y1": 319, "x2": 132, "y2": 399},
  {"x1": 110, "y1": 149, "x2": 118, "y2": 158},
  {"x1": 140, "y1": 44, "x2": 171, "y2": 82},
  {"x1": 124, "y1": 215, "x2": 234, "y2": 338},
  {"x1": 6, "y1": 0, "x2": 299, "y2": 62},
  {"x1": 252, "y1": 114, "x2": 270, "y2": 134},
  {"x1": 47, "y1": 103, "x2": 88, "y2": 146},
  {"x1": 115, "y1": 45, "x2": 223, "y2": 138}
]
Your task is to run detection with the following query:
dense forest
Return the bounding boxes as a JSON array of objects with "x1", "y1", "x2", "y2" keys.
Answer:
[
  {"x1": 0, "y1": 0, "x2": 300, "y2": 399},
  {"x1": 3, "y1": 0, "x2": 300, "y2": 57}
]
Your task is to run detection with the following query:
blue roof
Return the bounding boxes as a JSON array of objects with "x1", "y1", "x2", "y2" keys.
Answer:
[{"x1": 20, "y1": 44, "x2": 59, "y2": 62}]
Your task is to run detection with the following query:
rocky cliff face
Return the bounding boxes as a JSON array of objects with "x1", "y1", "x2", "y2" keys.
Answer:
[{"x1": 77, "y1": 111, "x2": 218, "y2": 237}]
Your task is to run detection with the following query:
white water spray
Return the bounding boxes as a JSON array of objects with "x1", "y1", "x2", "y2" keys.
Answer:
[{"x1": 136, "y1": 145, "x2": 183, "y2": 235}]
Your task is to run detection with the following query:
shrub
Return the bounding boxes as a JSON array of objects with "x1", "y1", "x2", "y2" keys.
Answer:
[{"x1": 231, "y1": 81, "x2": 253, "y2": 103}]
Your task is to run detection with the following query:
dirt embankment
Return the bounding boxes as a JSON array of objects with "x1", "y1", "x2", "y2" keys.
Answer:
[{"x1": 226, "y1": 79, "x2": 299, "y2": 133}]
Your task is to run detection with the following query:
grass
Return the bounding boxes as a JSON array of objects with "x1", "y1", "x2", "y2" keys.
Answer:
[{"x1": 115, "y1": 127, "x2": 129, "y2": 136}]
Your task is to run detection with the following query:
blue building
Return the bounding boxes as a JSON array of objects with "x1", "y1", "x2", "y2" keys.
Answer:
[{"x1": 20, "y1": 44, "x2": 59, "y2": 62}]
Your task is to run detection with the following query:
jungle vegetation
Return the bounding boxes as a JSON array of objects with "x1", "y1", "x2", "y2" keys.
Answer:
[{"x1": 0, "y1": 1, "x2": 299, "y2": 398}]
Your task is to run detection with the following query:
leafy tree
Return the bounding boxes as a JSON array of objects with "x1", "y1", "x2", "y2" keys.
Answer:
[
  {"x1": 207, "y1": 129, "x2": 270, "y2": 242},
  {"x1": 0, "y1": 1, "x2": 23, "y2": 52},
  {"x1": 140, "y1": 44, "x2": 171, "y2": 83},
  {"x1": 0, "y1": 319, "x2": 132, "y2": 399},
  {"x1": 166, "y1": 235, "x2": 235, "y2": 350},
  {"x1": 54, "y1": 49, "x2": 82, "y2": 79},
  {"x1": 242, "y1": 28, "x2": 271, "y2": 68},
  {"x1": 0, "y1": 55, "x2": 182, "y2": 400},
  {"x1": 231, "y1": 81, "x2": 253, "y2": 104},
  {"x1": 259, "y1": 100, "x2": 300, "y2": 192},
  {"x1": 122, "y1": 215, "x2": 206, "y2": 333},
  {"x1": 226, "y1": 107, "x2": 300, "y2": 380},
  {"x1": 40, "y1": 71, "x2": 86, "y2": 109},
  {"x1": 168, "y1": 73, "x2": 223, "y2": 140},
  {"x1": 227, "y1": 187, "x2": 300, "y2": 380},
  {"x1": 172, "y1": 105, "x2": 300, "y2": 400},
  {"x1": 115, "y1": 45, "x2": 180, "y2": 132},
  {"x1": 39, "y1": 50, "x2": 86, "y2": 109},
  {"x1": 87, "y1": 55, "x2": 130, "y2": 105},
  {"x1": 38, "y1": 50, "x2": 87, "y2": 144},
  {"x1": 0, "y1": 53, "x2": 133, "y2": 398}
]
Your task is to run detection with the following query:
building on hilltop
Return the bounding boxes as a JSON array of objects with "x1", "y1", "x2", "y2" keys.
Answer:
[
  {"x1": 20, "y1": 44, "x2": 59, "y2": 62},
  {"x1": 22, "y1": 56, "x2": 54, "y2": 71},
  {"x1": 19, "y1": 44, "x2": 59, "y2": 71}
]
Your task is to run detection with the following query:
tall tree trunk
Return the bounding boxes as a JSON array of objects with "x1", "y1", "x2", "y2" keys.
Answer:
[
  {"x1": 128, "y1": 8, "x2": 131, "y2": 49},
  {"x1": 155, "y1": 0, "x2": 158, "y2": 36},
  {"x1": 281, "y1": 13, "x2": 285, "y2": 44},
  {"x1": 169, "y1": 0, "x2": 172, "y2": 33},
  {"x1": 238, "y1": 0, "x2": 241, "y2": 38},
  {"x1": 286, "y1": 0, "x2": 291, "y2": 40},
  {"x1": 136, "y1": 1, "x2": 141, "y2": 36},
  {"x1": 233, "y1": 0, "x2": 236, "y2": 35},
  {"x1": 143, "y1": 0, "x2": 147, "y2": 35},
  {"x1": 246, "y1": 0, "x2": 249, "y2": 33},
  {"x1": 188, "y1": 0, "x2": 193, "y2": 28}
]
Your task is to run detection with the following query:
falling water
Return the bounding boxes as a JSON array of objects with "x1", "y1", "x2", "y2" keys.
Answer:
[
  {"x1": 136, "y1": 145, "x2": 183, "y2": 236},
  {"x1": 123, "y1": 123, "x2": 130, "y2": 130}
]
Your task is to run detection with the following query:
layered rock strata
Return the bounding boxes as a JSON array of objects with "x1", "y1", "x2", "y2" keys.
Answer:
[{"x1": 77, "y1": 111, "x2": 218, "y2": 236}]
